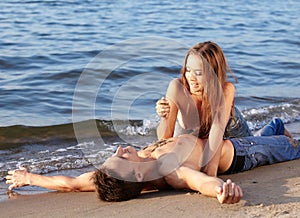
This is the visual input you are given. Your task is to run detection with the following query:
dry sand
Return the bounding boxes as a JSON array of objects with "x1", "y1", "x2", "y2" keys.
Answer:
[{"x1": 0, "y1": 158, "x2": 299, "y2": 218}]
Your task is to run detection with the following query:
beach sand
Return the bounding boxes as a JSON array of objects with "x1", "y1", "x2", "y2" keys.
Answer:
[{"x1": 0, "y1": 158, "x2": 299, "y2": 218}]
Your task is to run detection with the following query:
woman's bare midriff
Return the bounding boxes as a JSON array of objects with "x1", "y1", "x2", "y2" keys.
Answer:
[{"x1": 218, "y1": 140, "x2": 235, "y2": 173}]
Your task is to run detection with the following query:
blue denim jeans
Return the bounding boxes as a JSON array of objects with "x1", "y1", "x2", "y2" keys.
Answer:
[
  {"x1": 254, "y1": 117, "x2": 285, "y2": 136},
  {"x1": 230, "y1": 135, "x2": 300, "y2": 172},
  {"x1": 224, "y1": 107, "x2": 253, "y2": 138}
]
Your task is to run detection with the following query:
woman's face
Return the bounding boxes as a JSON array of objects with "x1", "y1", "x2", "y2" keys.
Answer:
[{"x1": 185, "y1": 54, "x2": 204, "y2": 95}]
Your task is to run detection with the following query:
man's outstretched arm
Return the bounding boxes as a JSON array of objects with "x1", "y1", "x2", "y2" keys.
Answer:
[
  {"x1": 6, "y1": 166, "x2": 95, "y2": 192},
  {"x1": 164, "y1": 166, "x2": 243, "y2": 204}
]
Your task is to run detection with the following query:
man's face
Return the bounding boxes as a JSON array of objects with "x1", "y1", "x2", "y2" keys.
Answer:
[
  {"x1": 114, "y1": 146, "x2": 140, "y2": 162},
  {"x1": 102, "y1": 146, "x2": 141, "y2": 181}
]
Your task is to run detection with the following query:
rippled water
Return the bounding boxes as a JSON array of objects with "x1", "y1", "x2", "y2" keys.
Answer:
[
  {"x1": 0, "y1": 0, "x2": 299, "y2": 201},
  {"x1": 1, "y1": 0, "x2": 299, "y2": 126}
]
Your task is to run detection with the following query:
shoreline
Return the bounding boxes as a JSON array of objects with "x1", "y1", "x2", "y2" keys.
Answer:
[{"x1": 1, "y1": 159, "x2": 299, "y2": 218}]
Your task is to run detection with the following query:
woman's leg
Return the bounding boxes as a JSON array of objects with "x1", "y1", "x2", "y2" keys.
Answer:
[
  {"x1": 231, "y1": 135, "x2": 300, "y2": 172},
  {"x1": 254, "y1": 117, "x2": 291, "y2": 137}
]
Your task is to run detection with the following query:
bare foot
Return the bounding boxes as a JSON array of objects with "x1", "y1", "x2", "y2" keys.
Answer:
[{"x1": 284, "y1": 128, "x2": 292, "y2": 138}]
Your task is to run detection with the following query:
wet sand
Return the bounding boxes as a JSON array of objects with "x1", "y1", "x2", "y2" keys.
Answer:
[{"x1": 0, "y1": 158, "x2": 299, "y2": 218}]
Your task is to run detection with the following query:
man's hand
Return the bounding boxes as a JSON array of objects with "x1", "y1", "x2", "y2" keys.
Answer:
[
  {"x1": 6, "y1": 166, "x2": 30, "y2": 190},
  {"x1": 156, "y1": 97, "x2": 170, "y2": 118},
  {"x1": 216, "y1": 179, "x2": 243, "y2": 204}
]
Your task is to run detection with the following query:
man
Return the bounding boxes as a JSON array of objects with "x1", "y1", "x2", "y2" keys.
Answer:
[
  {"x1": 6, "y1": 134, "x2": 242, "y2": 204},
  {"x1": 93, "y1": 132, "x2": 300, "y2": 202},
  {"x1": 94, "y1": 134, "x2": 243, "y2": 204},
  {"x1": 6, "y1": 131, "x2": 300, "y2": 204}
]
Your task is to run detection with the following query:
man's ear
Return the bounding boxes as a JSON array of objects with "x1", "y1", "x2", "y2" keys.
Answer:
[{"x1": 135, "y1": 171, "x2": 144, "y2": 182}]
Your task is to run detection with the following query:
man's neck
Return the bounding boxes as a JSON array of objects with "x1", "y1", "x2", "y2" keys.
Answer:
[
  {"x1": 141, "y1": 157, "x2": 169, "y2": 190},
  {"x1": 141, "y1": 157, "x2": 161, "y2": 181}
]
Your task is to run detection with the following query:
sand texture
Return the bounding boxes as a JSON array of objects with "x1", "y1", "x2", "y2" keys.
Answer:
[{"x1": 0, "y1": 159, "x2": 299, "y2": 218}]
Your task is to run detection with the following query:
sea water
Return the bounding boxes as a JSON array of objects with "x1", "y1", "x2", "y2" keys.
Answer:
[{"x1": 0, "y1": 0, "x2": 299, "y2": 201}]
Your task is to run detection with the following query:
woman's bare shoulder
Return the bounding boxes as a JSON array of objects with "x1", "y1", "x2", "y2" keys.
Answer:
[
  {"x1": 224, "y1": 82, "x2": 235, "y2": 90},
  {"x1": 167, "y1": 78, "x2": 184, "y2": 94},
  {"x1": 224, "y1": 82, "x2": 235, "y2": 95},
  {"x1": 169, "y1": 78, "x2": 182, "y2": 86}
]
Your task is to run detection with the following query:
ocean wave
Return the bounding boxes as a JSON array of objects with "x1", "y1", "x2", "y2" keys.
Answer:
[
  {"x1": 1, "y1": 99, "x2": 300, "y2": 148},
  {"x1": 243, "y1": 99, "x2": 300, "y2": 130}
]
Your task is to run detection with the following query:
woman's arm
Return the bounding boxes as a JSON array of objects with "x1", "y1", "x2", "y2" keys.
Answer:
[
  {"x1": 204, "y1": 83, "x2": 235, "y2": 176},
  {"x1": 156, "y1": 80, "x2": 181, "y2": 140},
  {"x1": 6, "y1": 166, "x2": 95, "y2": 192},
  {"x1": 223, "y1": 83, "x2": 235, "y2": 125},
  {"x1": 156, "y1": 98, "x2": 178, "y2": 140}
]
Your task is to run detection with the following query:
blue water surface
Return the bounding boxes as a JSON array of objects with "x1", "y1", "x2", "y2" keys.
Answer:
[{"x1": 0, "y1": 0, "x2": 299, "y2": 126}]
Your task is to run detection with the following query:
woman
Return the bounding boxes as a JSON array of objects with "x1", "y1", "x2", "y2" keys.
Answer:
[
  {"x1": 156, "y1": 41, "x2": 251, "y2": 140},
  {"x1": 156, "y1": 41, "x2": 252, "y2": 176}
]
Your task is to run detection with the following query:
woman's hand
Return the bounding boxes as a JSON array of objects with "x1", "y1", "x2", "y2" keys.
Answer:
[
  {"x1": 156, "y1": 97, "x2": 170, "y2": 118},
  {"x1": 6, "y1": 166, "x2": 30, "y2": 190}
]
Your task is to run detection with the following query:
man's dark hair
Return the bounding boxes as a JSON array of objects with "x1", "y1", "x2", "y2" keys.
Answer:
[{"x1": 93, "y1": 166, "x2": 144, "y2": 202}]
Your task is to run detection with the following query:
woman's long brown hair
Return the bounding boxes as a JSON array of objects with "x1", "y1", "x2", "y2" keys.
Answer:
[{"x1": 180, "y1": 41, "x2": 233, "y2": 138}]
